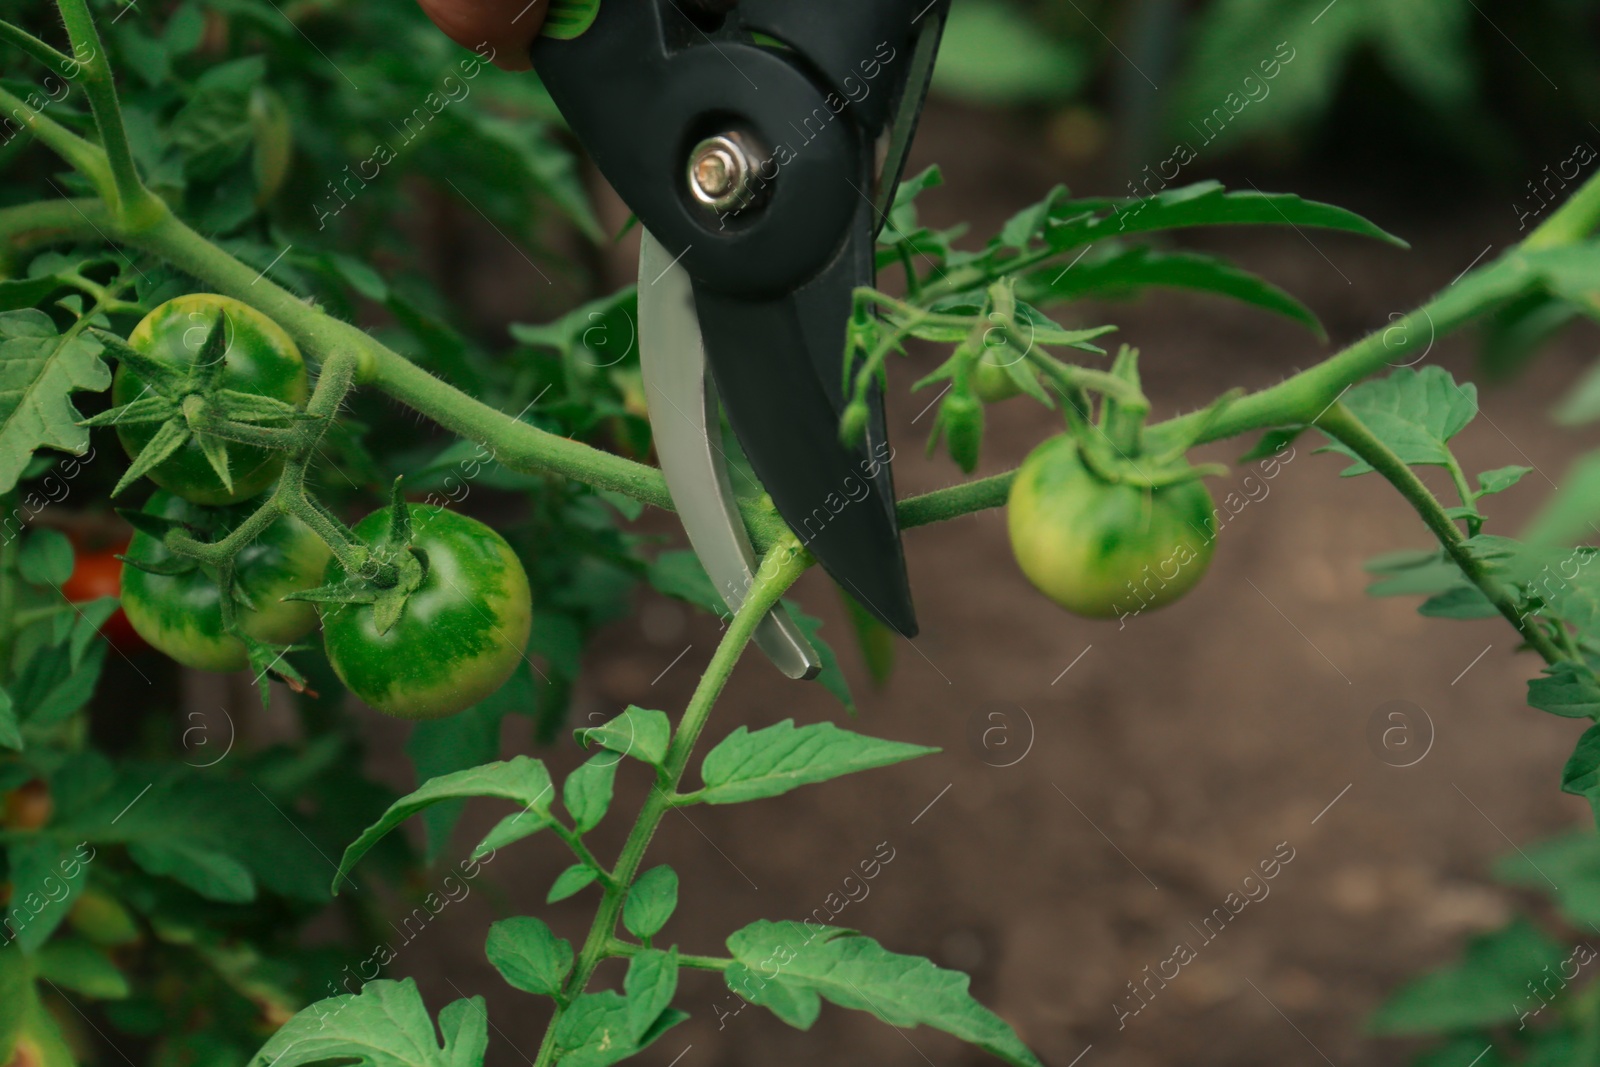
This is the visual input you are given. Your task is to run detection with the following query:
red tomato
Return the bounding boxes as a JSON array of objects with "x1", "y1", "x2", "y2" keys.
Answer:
[{"x1": 63, "y1": 544, "x2": 147, "y2": 653}]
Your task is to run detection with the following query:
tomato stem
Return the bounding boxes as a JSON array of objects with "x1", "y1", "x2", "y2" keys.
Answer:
[
  {"x1": 531, "y1": 538, "x2": 811, "y2": 1067},
  {"x1": 52, "y1": 0, "x2": 167, "y2": 232},
  {"x1": 1313, "y1": 402, "x2": 1569, "y2": 666}
]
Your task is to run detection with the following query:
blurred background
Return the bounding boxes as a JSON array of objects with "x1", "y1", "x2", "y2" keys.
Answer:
[{"x1": 11, "y1": 1, "x2": 1600, "y2": 1065}]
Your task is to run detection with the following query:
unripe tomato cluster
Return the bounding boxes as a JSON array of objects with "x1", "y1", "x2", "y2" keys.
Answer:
[{"x1": 107, "y1": 297, "x2": 531, "y2": 719}]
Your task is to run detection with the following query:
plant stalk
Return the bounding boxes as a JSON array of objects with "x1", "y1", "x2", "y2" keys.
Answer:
[
  {"x1": 1314, "y1": 403, "x2": 1568, "y2": 666},
  {"x1": 52, "y1": 0, "x2": 166, "y2": 229},
  {"x1": 531, "y1": 539, "x2": 812, "y2": 1067}
]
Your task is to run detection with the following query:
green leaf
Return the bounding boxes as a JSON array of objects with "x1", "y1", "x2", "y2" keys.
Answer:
[
  {"x1": 1020, "y1": 247, "x2": 1324, "y2": 336},
  {"x1": 1478, "y1": 466, "x2": 1533, "y2": 499},
  {"x1": 623, "y1": 866, "x2": 678, "y2": 941},
  {"x1": 5, "y1": 839, "x2": 92, "y2": 952},
  {"x1": 336, "y1": 757, "x2": 554, "y2": 892},
  {"x1": 471, "y1": 807, "x2": 554, "y2": 861},
  {"x1": 551, "y1": 985, "x2": 686, "y2": 1067},
  {"x1": 563, "y1": 755, "x2": 617, "y2": 834},
  {"x1": 1528, "y1": 662, "x2": 1600, "y2": 720},
  {"x1": 576, "y1": 706, "x2": 671, "y2": 769},
  {"x1": 551, "y1": 991, "x2": 686, "y2": 1067},
  {"x1": 170, "y1": 57, "x2": 266, "y2": 180},
  {"x1": 12, "y1": 641, "x2": 107, "y2": 727},
  {"x1": 695, "y1": 720, "x2": 937, "y2": 805},
  {"x1": 18, "y1": 529, "x2": 73, "y2": 588},
  {"x1": 1041, "y1": 181, "x2": 1406, "y2": 254},
  {"x1": 547, "y1": 864, "x2": 599, "y2": 904},
  {"x1": 0, "y1": 310, "x2": 111, "y2": 495},
  {"x1": 0, "y1": 947, "x2": 27, "y2": 1060},
  {"x1": 1557, "y1": 359, "x2": 1600, "y2": 427},
  {"x1": 840, "y1": 592, "x2": 896, "y2": 687},
  {"x1": 69, "y1": 599, "x2": 116, "y2": 669},
  {"x1": 784, "y1": 604, "x2": 854, "y2": 714},
  {"x1": 247, "y1": 979, "x2": 487, "y2": 1067},
  {"x1": 128, "y1": 840, "x2": 256, "y2": 903},
  {"x1": 35, "y1": 940, "x2": 130, "y2": 1000},
  {"x1": 1318, "y1": 366, "x2": 1478, "y2": 474},
  {"x1": 1177, "y1": 0, "x2": 1474, "y2": 143},
  {"x1": 931, "y1": 0, "x2": 1085, "y2": 105},
  {"x1": 1368, "y1": 919, "x2": 1564, "y2": 1035},
  {"x1": 1417, "y1": 586, "x2": 1497, "y2": 620},
  {"x1": 1563, "y1": 724, "x2": 1600, "y2": 809},
  {"x1": 0, "y1": 690, "x2": 19, "y2": 752},
  {"x1": 624, "y1": 949, "x2": 678, "y2": 1045},
  {"x1": 485, "y1": 917, "x2": 572, "y2": 997},
  {"x1": 542, "y1": 0, "x2": 601, "y2": 40},
  {"x1": 1495, "y1": 830, "x2": 1600, "y2": 927},
  {"x1": 1523, "y1": 449, "x2": 1600, "y2": 547},
  {"x1": 646, "y1": 551, "x2": 723, "y2": 615},
  {"x1": 725, "y1": 962, "x2": 821, "y2": 1029},
  {"x1": 406, "y1": 667, "x2": 533, "y2": 862},
  {"x1": 726, "y1": 921, "x2": 1042, "y2": 1067}
]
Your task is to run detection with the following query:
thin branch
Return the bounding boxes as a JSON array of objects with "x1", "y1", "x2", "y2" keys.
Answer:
[
  {"x1": 53, "y1": 0, "x2": 165, "y2": 228},
  {"x1": 0, "y1": 19, "x2": 78, "y2": 76},
  {"x1": 1314, "y1": 402, "x2": 1567, "y2": 666}
]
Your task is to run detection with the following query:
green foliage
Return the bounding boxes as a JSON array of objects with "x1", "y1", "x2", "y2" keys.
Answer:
[
  {"x1": 1371, "y1": 919, "x2": 1564, "y2": 1035},
  {"x1": 623, "y1": 866, "x2": 678, "y2": 942},
  {"x1": 725, "y1": 921, "x2": 1042, "y2": 1067},
  {"x1": 248, "y1": 980, "x2": 487, "y2": 1067},
  {"x1": 577, "y1": 706, "x2": 671, "y2": 769},
  {"x1": 0, "y1": 308, "x2": 109, "y2": 494},
  {"x1": 486, "y1": 917, "x2": 573, "y2": 997},
  {"x1": 336, "y1": 758, "x2": 555, "y2": 889},
  {"x1": 1176, "y1": 0, "x2": 1476, "y2": 141},
  {"x1": 689, "y1": 720, "x2": 937, "y2": 805},
  {"x1": 563, "y1": 755, "x2": 617, "y2": 834},
  {"x1": 547, "y1": 864, "x2": 600, "y2": 904},
  {"x1": 930, "y1": 0, "x2": 1085, "y2": 106},
  {"x1": 1373, "y1": 830, "x2": 1600, "y2": 1065},
  {"x1": 1318, "y1": 366, "x2": 1478, "y2": 476}
]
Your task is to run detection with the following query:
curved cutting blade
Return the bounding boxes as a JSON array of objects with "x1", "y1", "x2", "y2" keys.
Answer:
[
  {"x1": 638, "y1": 231, "x2": 822, "y2": 680},
  {"x1": 690, "y1": 200, "x2": 917, "y2": 638}
]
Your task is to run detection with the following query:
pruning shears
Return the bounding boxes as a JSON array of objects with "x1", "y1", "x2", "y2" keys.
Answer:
[{"x1": 531, "y1": 1, "x2": 951, "y2": 679}]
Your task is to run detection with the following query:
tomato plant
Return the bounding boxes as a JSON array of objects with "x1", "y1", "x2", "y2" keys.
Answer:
[{"x1": 3, "y1": 3, "x2": 1600, "y2": 1067}]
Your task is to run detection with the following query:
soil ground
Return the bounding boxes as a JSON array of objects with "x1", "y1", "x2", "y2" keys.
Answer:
[{"x1": 369, "y1": 103, "x2": 1600, "y2": 1067}]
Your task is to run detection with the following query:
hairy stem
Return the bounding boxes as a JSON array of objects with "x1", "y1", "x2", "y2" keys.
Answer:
[
  {"x1": 0, "y1": 86, "x2": 113, "y2": 202},
  {"x1": 532, "y1": 539, "x2": 812, "y2": 1067},
  {"x1": 0, "y1": 19, "x2": 77, "y2": 76},
  {"x1": 0, "y1": 198, "x2": 108, "y2": 275},
  {"x1": 1314, "y1": 403, "x2": 1567, "y2": 665},
  {"x1": 53, "y1": 0, "x2": 165, "y2": 229}
]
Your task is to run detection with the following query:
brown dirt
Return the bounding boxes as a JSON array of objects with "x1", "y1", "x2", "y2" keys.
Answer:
[{"x1": 371, "y1": 104, "x2": 1600, "y2": 1067}]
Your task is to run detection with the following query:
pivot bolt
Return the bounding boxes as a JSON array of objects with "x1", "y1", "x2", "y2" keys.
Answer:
[{"x1": 687, "y1": 133, "x2": 764, "y2": 214}]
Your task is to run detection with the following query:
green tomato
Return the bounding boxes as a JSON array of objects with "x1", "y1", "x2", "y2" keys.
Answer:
[
  {"x1": 971, "y1": 349, "x2": 1025, "y2": 403},
  {"x1": 319, "y1": 505, "x2": 532, "y2": 720},
  {"x1": 1007, "y1": 435, "x2": 1216, "y2": 619},
  {"x1": 114, "y1": 294, "x2": 308, "y2": 505},
  {"x1": 121, "y1": 491, "x2": 330, "y2": 671}
]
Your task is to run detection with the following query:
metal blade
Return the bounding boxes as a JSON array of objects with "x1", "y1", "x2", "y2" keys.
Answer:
[
  {"x1": 690, "y1": 211, "x2": 917, "y2": 638},
  {"x1": 637, "y1": 231, "x2": 822, "y2": 681}
]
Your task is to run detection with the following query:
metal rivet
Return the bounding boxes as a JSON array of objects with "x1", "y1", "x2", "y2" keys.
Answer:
[{"x1": 687, "y1": 134, "x2": 761, "y2": 213}]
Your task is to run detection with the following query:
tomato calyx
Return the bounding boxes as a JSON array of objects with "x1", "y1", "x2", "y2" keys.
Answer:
[
  {"x1": 1061, "y1": 345, "x2": 1232, "y2": 492},
  {"x1": 87, "y1": 315, "x2": 307, "y2": 499},
  {"x1": 284, "y1": 484, "x2": 425, "y2": 636}
]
